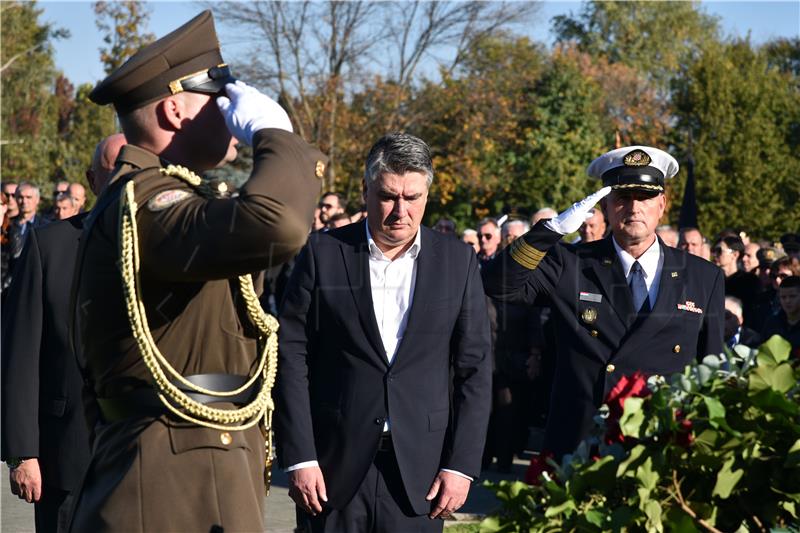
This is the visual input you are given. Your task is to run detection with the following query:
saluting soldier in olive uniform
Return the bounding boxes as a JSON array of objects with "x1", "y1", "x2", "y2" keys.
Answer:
[{"x1": 68, "y1": 11, "x2": 325, "y2": 532}]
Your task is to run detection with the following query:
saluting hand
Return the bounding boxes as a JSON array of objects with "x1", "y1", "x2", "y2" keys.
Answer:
[
  {"x1": 545, "y1": 186, "x2": 612, "y2": 235},
  {"x1": 288, "y1": 465, "x2": 328, "y2": 516},
  {"x1": 426, "y1": 470, "x2": 471, "y2": 520},
  {"x1": 216, "y1": 81, "x2": 293, "y2": 146},
  {"x1": 8, "y1": 458, "x2": 42, "y2": 504}
]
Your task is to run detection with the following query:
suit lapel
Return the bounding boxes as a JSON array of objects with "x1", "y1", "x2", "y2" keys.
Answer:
[
  {"x1": 617, "y1": 241, "x2": 686, "y2": 357},
  {"x1": 397, "y1": 227, "x2": 437, "y2": 347},
  {"x1": 340, "y1": 223, "x2": 388, "y2": 367},
  {"x1": 588, "y1": 237, "x2": 636, "y2": 327}
]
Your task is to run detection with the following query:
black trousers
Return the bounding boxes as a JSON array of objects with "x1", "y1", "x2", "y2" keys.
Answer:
[
  {"x1": 35, "y1": 485, "x2": 71, "y2": 533},
  {"x1": 296, "y1": 446, "x2": 443, "y2": 533}
]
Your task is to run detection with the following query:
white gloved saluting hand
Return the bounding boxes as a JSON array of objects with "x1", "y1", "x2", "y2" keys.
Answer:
[
  {"x1": 544, "y1": 186, "x2": 612, "y2": 235},
  {"x1": 216, "y1": 81, "x2": 293, "y2": 146}
]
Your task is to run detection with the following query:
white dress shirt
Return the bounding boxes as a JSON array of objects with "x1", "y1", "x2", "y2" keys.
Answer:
[
  {"x1": 613, "y1": 236, "x2": 664, "y2": 307},
  {"x1": 287, "y1": 224, "x2": 471, "y2": 480}
]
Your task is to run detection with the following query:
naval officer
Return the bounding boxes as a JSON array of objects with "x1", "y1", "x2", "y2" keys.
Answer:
[{"x1": 483, "y1": 145, "x2": 725, "y2": 457}]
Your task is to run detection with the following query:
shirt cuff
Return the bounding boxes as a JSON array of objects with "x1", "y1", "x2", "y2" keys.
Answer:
[
  {"x1": 285, "y1": 460, "x2": 319, "y2": 472},
  {"x1": 440, "y1": 468, "x2": 473, "y2": 482}
]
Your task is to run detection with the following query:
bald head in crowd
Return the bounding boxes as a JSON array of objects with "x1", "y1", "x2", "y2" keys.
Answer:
[
  {"x1": 68, "y1": 183, "x2": 86, "y2": 211},
  {"x1": 87, "y1": 133, "x2": 127, "y2": 195}
]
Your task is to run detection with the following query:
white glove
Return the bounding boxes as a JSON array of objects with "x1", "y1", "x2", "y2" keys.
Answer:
[
  {"x1": 544, "y1": 186, "x2": 612, "y2": 235},
  {"x1": 216, "y1": 81, "x2": 293, "y2": 146}
]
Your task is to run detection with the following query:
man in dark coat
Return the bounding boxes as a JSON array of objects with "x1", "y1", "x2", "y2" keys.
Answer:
[
  {"x1": 483, "y1": 145, "x2": 725, "y2": 458},
  {"x1": 275, "y1": 133, "x2": 492, "y2": 532},
  {"x1": 1, "y1": 134, "x2": 126, "y2": 533},
  {"x1": 68, "y1": 11, "x2": 325, "y2": 533}
]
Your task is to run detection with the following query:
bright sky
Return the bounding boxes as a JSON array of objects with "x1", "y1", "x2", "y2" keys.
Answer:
[{"x1": 40, "y1": 1, "x2": 800, "y2": 88}]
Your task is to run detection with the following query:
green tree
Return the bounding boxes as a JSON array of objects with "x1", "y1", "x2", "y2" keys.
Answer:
[
  {"x1": 94, "y1": 1, "x2": 155, "y2": 74},
  {"x1": 671, "y1": 39, "x2": 800, "y2": 239},
  {"x1": 1, "y1": 1, "x2": 63, "y2": 189},
  {"x1": 553, "y1": 0, "x2": 720, "y2": 90}
]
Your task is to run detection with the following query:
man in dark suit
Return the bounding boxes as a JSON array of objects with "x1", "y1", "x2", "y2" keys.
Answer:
[
  {"x1": 1, "y1": 134, "x2": 126, "y2": 533},
  {"x1": 483, "y1": 145, "x2": 725, "y2": 458},
  {"x1": 275, "y1": 133, "x2": 492, "y2": 532}
]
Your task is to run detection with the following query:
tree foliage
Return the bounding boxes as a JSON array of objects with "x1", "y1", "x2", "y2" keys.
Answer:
[
  {"x1": 93, "y1": 1, "x2": 155, "y2": 74},
  {"x1": 671, "y1": 39, "x2": 800, "y2": 238}
]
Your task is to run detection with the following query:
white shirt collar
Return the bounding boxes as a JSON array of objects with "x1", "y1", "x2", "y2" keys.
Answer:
[
  {"x1": 613, "y1": 235, "x2": 661, "y2": 281},
  {"x1": 365, "y1": 221, "x2": 422, "y2": 261}
]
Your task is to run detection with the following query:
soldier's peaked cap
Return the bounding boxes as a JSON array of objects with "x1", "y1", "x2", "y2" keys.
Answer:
[
  {"x1": 587, "y1": 145, "x2": 679, "y2": 194},
  {"x1": 89, "y1": 10, "x2": 235, "y2": 113}
]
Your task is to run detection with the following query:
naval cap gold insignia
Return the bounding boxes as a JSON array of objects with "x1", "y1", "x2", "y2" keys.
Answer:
[
  {"x1": 581, "y1": 307, "x2": 598, "y2": 324},
  {"x1": 623, "y1": 149, "x2": 651, "y2": 167}
]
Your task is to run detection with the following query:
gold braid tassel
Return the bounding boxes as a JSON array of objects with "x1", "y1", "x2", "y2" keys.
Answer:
[{"x1": 119, "y1": 169, "x2": 279, "y2": 493}]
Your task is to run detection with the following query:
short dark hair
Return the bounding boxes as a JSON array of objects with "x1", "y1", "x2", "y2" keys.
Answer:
[
  {"x1": 780, "y1": 275, "x2": 800, "y2": 289},
  {"x1": 365, "y1": 133, "x2": 433, "y2": 186},
  {"x1": 321, "y1": 191, "x2": 344, "y2": 203}
]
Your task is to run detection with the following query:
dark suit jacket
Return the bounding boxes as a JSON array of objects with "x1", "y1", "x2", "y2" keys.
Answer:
[
  {"x1": 483, "y1": 222, "x2": 725, "y2": 456},
  {"x1": 1, "y1": 215, "x2": 91, "y2": 491},
  {"x1": 274, "y1": 222, "x2": 492, "y2": 514}
]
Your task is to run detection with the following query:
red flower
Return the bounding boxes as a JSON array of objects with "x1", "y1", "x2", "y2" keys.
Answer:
[
  {"x1": 604, "y1": 372, "x2": 651, "y2": 444},
  {"x1": 673, "y1": 411, "x2": 695, "y2": 448},
  {"x1": 525, "y1": 451, "x2": 556, "y2": 485}
]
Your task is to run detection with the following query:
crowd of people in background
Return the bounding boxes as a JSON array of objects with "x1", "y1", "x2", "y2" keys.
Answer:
[{"x1": 0, "y1": 180, "x2": 88, "y2": 293}]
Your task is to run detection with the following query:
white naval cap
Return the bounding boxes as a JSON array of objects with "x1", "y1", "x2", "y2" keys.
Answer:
[{"x1": 586, "y1": 145, "x2": 679, "y2": 194}]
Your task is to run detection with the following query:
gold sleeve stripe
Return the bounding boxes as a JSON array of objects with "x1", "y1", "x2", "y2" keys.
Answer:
[{"x1": 510, "y1": 239, "x2": 546, "y2": 270}]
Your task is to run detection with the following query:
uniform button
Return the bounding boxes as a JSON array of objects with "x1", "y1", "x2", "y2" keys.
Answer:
[
  {"x1": 220, "y1": 432, "x2": 232, "y2": 445},
  {"x1": 374, "y1": 417, "x2": 385, "y2": 425},
  {"x1": 673, "y1": 344, "x2": 681, "y2": 353},
  {"x1": 606, "y1": 364, "x2": 616, "y2": 373},
  {"x1": 590, "y1": 329, "x2": 599, "y2": 337}
]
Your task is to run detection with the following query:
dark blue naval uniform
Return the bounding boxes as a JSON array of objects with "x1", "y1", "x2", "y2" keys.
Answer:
[{"x1": 482, "y1": 221, "x2": 725, "y2": 456}]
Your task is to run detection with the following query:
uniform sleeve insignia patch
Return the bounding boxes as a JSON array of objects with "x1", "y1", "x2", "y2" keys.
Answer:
[{"x1": 147, "y1": 189, "x2": 192, "y2": 212}]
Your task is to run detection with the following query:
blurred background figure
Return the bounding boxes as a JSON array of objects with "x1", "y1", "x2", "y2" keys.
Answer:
[
  {"x1": 326, "y1": 212, "x2": 352, "y2": 230},
  {"x1": 317, "y1": 191, "x2": 345, "y2": 228},
  {"x1": 1, "y1": 192, "x2": 11, "y2": 294},
  {"x1": 433, "y1": 217, "x2": 457, "y2": 237},
  {"x1": 577, "y1": 207, "x2": 607, "y2": 243},
  {"x1": 478, "y1": 218, "x2": 501, "y2": 264},
  {"x1": 656, "y1": 225, "x2": 678, "y2": 247},
  {"x1": 3, "y1": 183, "x2": 19, "y2": 219},
  {"x1": 462, "y1": 229, "x2": 479, "y2": 254},
  {"x1": 68, "y1": 183, "x2": 86, "y2": 212},
  {"x1": 52, "y1": 193, "x2": 80, "y2": 220},
  {"x1": 501, "y1": 219, "x2": 529, "y2": 248},
  {"x1": 713, "y1": 235, "x2": 760, "y2": 327},
  {"x1": 679, "y1": 227, "x2": 706, "y2": 258},
  {"x1": 742, "y1": 242, "x2": 761, "y2": 273},
  {"x1": 724, "y1": 296, "x2": 761, "y2": 349},
  {"x1": 760, "y1": 276, "x2": 800, "y2": 356},
  {"x1": 530, "y1": 207, "x2": 557, "y2": 226}
]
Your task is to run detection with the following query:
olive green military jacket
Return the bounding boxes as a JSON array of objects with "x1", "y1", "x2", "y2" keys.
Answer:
[
  {"x1": 69, "y1": 128, "x2": 323, "y2": 533},
  {"x1": 76, "y1": 128, "x2": 323, "y2": 398}
]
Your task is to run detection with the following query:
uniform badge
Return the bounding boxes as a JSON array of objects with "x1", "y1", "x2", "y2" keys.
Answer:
[
  {"x1": 677, "y1": 300, "x2": 703, "y2": 314},
  {"x1": 602, "y1": 257, "x2": 612, "y2": 266},
  {"x1": 671, "y1": 271, "x2": 678, "y2": 278},
  {"x1": 581, "y1": 307, "x2": 598, "y2": 324},
  {"x1": 147, "y1": 189, "x2": 192, "y2": 212},
  {"x1": 315, "y1": 160, "x2": 326, "y2": 179},
  {"x1": 623, "y1": 149, "x2": 651, "y2": 167}
]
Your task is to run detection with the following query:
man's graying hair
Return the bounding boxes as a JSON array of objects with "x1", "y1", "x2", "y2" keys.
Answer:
[{"x1": 364, "y1": 133, "x2": 433, "y2": 187}]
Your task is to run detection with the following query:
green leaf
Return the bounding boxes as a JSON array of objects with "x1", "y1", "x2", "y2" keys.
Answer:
[
  {"x1": 758, "y1": 335, "x2": 792, "y2": 364},
  {"x1": 712, "y1": 457, "x2": 744, "y2": 499},
  {"x1": 786, "y1": 439, "x2": 800, "y2": 468},
  {"x1": 584, "y1": 509, "x2": 605, "y2": 527},
  {"x1": 478, "y1": 515, "x2": 503, "y2": 533},
  {"x1": 544, "y1": 498, "x2": 577, "y2": 518},
  {"x1": 620, "y1": 397, "x2": 646, "y2": 437},
  {"x1": 636, "y1": 457, "x2": 659, "y2": 504},
  {"x1": 749, "y1": 363, "x2": 796, "y2": 394},
  {"x1": 643, "y1": 500, "x2": 663, "y2": 532},
  {"x1": 782, "y1": 501, "x2": 797, "y2": 519},
  {"x1": 617, "y1": 444, "x2": 647, "y2": 477}
]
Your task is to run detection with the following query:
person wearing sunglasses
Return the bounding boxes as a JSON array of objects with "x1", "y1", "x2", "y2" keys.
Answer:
[{"x1": 712, "y1": 235, "x2": 760, "y2": 328}]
